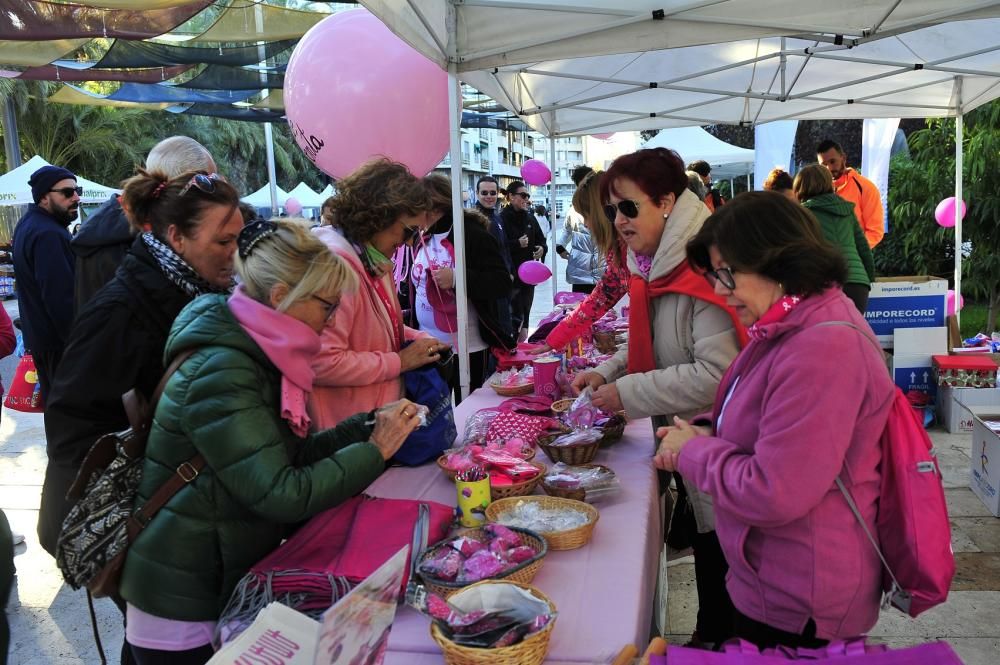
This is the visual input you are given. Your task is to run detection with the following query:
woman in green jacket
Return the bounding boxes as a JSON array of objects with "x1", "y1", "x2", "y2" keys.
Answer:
[
  {"x1": 794, "y1": 164, "x2": 876, "y2": 313},
  {"x1": 120, "y1": 219, "x2": 424, "y2": 664}
]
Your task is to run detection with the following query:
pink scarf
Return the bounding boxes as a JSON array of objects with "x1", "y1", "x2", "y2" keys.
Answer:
[
  {"x1": 228, "y1": 285, "x2": 319, "y2": 438},
  {"x1": 746, "y1": 294, "x2": 803, "y2": 341}
]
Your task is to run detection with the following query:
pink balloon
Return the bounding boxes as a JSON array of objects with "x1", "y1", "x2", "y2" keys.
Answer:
[
  {"x1": 592, "y1": 133, "x2": 615, "y2": 140},
  {"x1": 284, "y1": 197, "x2": 303, "y2": 216},
  {"x1": 284, "y1": 9, "x2": 449, "y2": 179},
  {"x1": 934, "y1": 197, "x2": 966, "y2": 228},
  {"x1": 517, "y1": 260, "x2": 552, "y2": 285},
  {"x1": 946, "y1": 289, "x2": 964, "y2": 316},
  {"x1": 520, "y1": 159, "x2": 552, "y2": 185}
]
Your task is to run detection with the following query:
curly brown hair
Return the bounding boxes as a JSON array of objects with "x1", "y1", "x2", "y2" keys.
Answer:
[{"x1": 327, "y1": 158, "x2": 431, "y2": 244}]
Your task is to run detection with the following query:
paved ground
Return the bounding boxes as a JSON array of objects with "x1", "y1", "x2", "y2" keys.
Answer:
[{"x1": 3, "y1": 277, "x2": 999, "y2": 663}]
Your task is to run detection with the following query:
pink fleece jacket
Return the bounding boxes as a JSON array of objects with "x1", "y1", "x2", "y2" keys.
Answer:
[
  {"x1": 678, "y1": 288, "x2": 894, "y2": 640},
  {"x1": 309, "y1": 227, "x2": 427, "y2": 430}
]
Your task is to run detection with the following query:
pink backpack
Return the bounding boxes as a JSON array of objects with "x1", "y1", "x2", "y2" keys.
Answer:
[{"x1": 825, "y1": 322, "x2": 955, "y2": 617}]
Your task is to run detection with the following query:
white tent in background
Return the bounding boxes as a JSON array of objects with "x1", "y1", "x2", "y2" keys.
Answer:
[
  {"x1": 242, "y1": 183, "x2": 288, "y2": 208},
  {"x1": 0, "y1": 155, "x2": 120, "y2": 205},
  {"x1": 318, "y1": 183, "x2": 334, "y2": 199},
  {"x1": 641, "y1": 127, "x2": 754, "y2": 180},
  {"x1": 286, "y1": 182, "x2": 325, "y2": 208}
]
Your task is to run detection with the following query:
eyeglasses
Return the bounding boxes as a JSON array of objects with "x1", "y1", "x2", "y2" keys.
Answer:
[
  {"x1": 312, "y1": 295, "x2": 340, "y2": 321},
  {"x1": 478, "y1": 190, "x2": 498, "y2": 197},
  {"x1": 604, "y1": 199, "x2": 642, "y2": 222},
  {"x1": 512, "y1": 191, "x2": 530, "y2": 199},
  {"x1": 179, "y1": 172, "x2": 221, "y2": 197},
  {"x1": 400, "y1": 221, "x2": 423, "y2": 243},
  {"x1": 704, "y1": 267, "x2": 737, "y2": 291},
  {"x1": 50, "y1": 186, "x2": 83, "y2": 198}
]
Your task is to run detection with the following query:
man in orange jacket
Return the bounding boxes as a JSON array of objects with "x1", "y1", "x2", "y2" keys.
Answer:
[{"x1": 817, "y1": 139, "x2": 884, "y2": 248}]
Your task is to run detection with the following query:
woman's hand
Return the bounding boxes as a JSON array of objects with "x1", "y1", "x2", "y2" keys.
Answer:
[
  {"x1": 399, "y1": 337, "x2": 448, "y2": 372},
  {"x1": 570, "y1": 370, "x2": 606, "y2": 395},
  {"x1": 431, "y1": 267, "x2": 455, "y2": 290},
  {"x1": 369, "y1": 399, "x2": 424, "y2": 460},
  {"x1": 591, "y1": 382, "x2": 624, "y2": 413},
  {"x1": 652, "y1": 417, "x2": 710, "y2": 472},
  {"x1": 527, "y1": 343, "x2": 552, "y2": 355}
]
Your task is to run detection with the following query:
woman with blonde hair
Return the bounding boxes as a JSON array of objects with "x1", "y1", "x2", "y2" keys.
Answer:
[{"x1": 120, "y1": 219, "x2": 422, "y2": 664}]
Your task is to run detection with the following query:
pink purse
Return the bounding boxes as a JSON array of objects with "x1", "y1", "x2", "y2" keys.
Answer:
[{"x1": 651, "y1": 639, "x2": 963, "y2": 665}]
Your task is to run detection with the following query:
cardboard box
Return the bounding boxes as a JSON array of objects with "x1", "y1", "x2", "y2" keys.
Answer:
[
  {"x1": 938, "y1": 385, "x2": 1000, "y2": 433},
  {"x1": 894, "y1": 326, "x2": 948, "y2": 357},
  {"x1": 864, "y1": 277, "x2": 948, "y2": 348},
  {"x1": 933, "y1": 354, "x2": 998, "y2": 388},
  {"x1": 968, "y1": 407, "x2": 1000, "y2": 516},
  {"x1": 892, "y1": 353, "x2": 937, "y2": 401}
]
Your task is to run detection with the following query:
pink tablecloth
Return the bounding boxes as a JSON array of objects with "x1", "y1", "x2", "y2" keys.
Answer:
[{"x1": 368, "y1": 388, "x2": 662, "y2": 664}]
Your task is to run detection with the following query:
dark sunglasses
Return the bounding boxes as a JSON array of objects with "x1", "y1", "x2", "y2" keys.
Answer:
[
  {"x1": 704, "y1": 266, "x2": 737, "y2": 290},
  {"x1": 604, "y1": 199, "x2": 641, "y2": 222},
  {"x1": 51, "y1": 186, "x2": 83, "y2": 198},
  {"x1": 179, "y1": 172, "x2": 221, "y2": 197},
  {"x1": 400, "y1": 221, "x2": 423, "y2": 243},
  {"x1": 512, "y1": 191, "x2": 530, "y2": 199},
  {"x1": 478, "y1": 190, "x2": 498, "y2": 196},
  {"x1": 312, "y1": 295, "x2": 340, "y2": 321}
]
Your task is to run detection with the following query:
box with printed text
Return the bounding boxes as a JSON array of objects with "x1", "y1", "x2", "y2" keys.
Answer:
[
  {"x1": 968, "y1": 407, "x2": 1000, "y2": 516},
  {"x1": 864, "y1": 277, "x2": 948, "y2": 348}
]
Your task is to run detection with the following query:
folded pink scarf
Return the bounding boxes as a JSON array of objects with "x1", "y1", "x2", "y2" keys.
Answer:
[{"x1": 228, "y1": 285, "x2": 319, "y2": 437}]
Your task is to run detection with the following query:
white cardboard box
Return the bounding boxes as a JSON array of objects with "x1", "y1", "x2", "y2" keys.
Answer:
[
  {"x1": 893, "y1": 326, "x2": 948, "y2": 357},
  {"x1": 938, "y1": 385, "x2": 1000, "y2": 433},
  {"x1": 864, "y1": 277, "x2": 948, "y2": 348},
  {"x1": 968, "y1": 407, "x2": 1000, "y2": 516},
  {"x1": 892, "y1": 353, "x2": 937, "y2": 401}
]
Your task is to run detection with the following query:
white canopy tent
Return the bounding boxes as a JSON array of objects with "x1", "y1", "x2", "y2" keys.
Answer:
[
  {"x1": 641, "y1": 126, "x2": 754, "y2": 180},
  {"x1": 0, "y1": 155, "x2": 120, "y2": 205},
  {"x1": 359, "y1": 0, "x2": 1000, "y2": 396},
  {"x1": 242, "y1": 183, "x2": 289, "y2": 209},
  {"x1": 286, "y1": 182, "x2": 326, "y2": 209}
]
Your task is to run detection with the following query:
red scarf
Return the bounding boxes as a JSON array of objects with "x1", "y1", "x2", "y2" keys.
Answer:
[{"x1": 627, "y1": 262, "x2": 748, "y2": 374}]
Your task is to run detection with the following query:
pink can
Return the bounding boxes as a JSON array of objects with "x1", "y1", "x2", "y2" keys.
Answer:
[{"x1": 533, "y1": 357, "x2": 561, "y2": 400}]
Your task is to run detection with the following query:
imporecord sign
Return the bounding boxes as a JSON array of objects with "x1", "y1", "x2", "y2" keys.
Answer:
[{"x1": 864, "y1": 278, "x2": 947, "y2": 347}]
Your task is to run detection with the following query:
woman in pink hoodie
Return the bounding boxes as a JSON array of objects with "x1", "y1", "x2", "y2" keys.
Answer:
[
  {"x1": 656, "y1": 192, "x2": 895, "y2": 649},
  {"x1": 310, "y1": 159, "x2": 447, "y2": 429}
]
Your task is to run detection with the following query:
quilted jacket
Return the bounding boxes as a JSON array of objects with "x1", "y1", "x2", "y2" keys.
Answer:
[{"x1": 120, "y1": 294, "x2": 386, "y2": 621}]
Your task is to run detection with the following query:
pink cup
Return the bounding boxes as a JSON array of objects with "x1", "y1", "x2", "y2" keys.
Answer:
[{"x1": 533, "y1": 357, "x2": 561, "y2": 401}]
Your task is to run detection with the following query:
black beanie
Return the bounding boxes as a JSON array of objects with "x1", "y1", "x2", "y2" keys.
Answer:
[{"x1": 28, "y1": 165, "x2": 77, "y2": 204}]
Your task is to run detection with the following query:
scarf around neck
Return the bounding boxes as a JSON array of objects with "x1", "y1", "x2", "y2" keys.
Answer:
[
  {"x1": 228, "y1": 285, "x2": 320, "y2": 438},
  {"x1": 746, "y1": 294, "x2": 804, "y2": 341},
  {"x1": 141, "y1": 232, "x2": 231, "y2": 299}
]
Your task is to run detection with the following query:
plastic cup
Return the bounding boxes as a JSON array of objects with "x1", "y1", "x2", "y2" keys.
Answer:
[
  {"x1": 533, "y1": 357, "x2": 561, "y2": 400},
  {"x1": 456, "y1": 476, "x2": 491, "y2": 527}
]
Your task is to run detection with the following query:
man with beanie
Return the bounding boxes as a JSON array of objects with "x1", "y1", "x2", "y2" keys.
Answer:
[{"x1": 12, "y1": 165, "x2": 79, "y2": 398}]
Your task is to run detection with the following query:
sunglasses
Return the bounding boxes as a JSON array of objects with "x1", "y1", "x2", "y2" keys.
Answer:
[
  {"x1": 603, "y1": 199, "x2": 642, "y2": 222},
  {"x1": 704, "y1": 267, "x2": 737, "y2": 291},
  {"x1": 478, "y1": 190, "x2": 498, "y2": 196},
  {"x1": 512, "y1": 191, "x2": 530, "y2": 199},
  {"x1": 50, "y1": 186, "x2": 83, "y2": 198},
  {"x1": 400, "y1": 221, "x2": 423, "y2": 243},
  {"x1": 312, "y1": 295, "x2": 340, "y2": 321},
  {"x1": 179, "y1": 172, "x2": 222, "y2": 197}
]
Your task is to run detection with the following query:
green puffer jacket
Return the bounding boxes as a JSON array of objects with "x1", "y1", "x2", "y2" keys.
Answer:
[
  {"x1": 803, "y1": 193, "x2": 875, "y2": 287},
  {"x1": 120, "y1": 294, "x2": 386, "y2": 621}
]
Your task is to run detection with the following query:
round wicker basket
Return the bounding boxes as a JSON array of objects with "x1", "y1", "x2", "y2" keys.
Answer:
[
  {"x1": 489, "y1": 461, "x2": 547, "y2": 500},
  {"x1": 485, "y1": 496, "x2": 599, "y2": 551},
  {"x1": 536, "y1": 431, "x2": 600, "y2": 465},
  {"x1": 437, "y1": 449, "x2": 537, "y2": 481},
  {"x1": 592, "y1": 330, "x2": 618, "y2": 354},
  {"x1": 490, "y1": 382, "x2": 534, "y2": 397},
  {"x1": 417, "y1": 526, "x2": 547, "y2": 600},
  {"x1": 430, "y1": 580, "x2": 556, "y2": 665},
  {"x1": 540, "y1": 463, "x2": 614, "y2": 502}
]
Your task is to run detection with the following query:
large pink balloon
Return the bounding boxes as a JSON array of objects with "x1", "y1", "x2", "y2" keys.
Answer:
[
  {"x1": 592, "y1": 133, "x2": 616, "y2": 140},
  {"x1": 946, "y1": 289, "x2": 964, "y2": 316},
  {"x1": 517, "y1": 260, "x2": 552, "y2": 285},
  {"x1": 520, "y1": 159, "x2": 552, "y2": 185},
  {"x1": 284, "y1": 197, "x2": 303, "y2": 216},
  {"x1": 934, "y1": 197, "x2": 966, "y2": 228},
  {"x1": 284, "y1": 9, "x2": 449, "y2": 178}
]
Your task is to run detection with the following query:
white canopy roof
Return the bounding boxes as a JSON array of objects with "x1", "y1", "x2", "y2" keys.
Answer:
[
  {"x1": 285, "y1": 182, "x2": 325, "y2": 208},
  {"x1": 360, "y1": 1, "x2": 1000, "y2": 135},
  {"x1": 0, "y1": 155, "x2": 119, "y2": 206},
  {"x1": 242, "y1": 183, "x2": 289, "y2": 208},
  {"x1": 642, "y1": 126, "x2": 754, "y2": 179}
]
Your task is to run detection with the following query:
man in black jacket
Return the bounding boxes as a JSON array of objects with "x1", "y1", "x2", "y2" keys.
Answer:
[
  {"x1": 71, "y1": 136, "x2": 216, "y2": 311},
  {"x1": 500, "y1": 180, "x2": 548, "y2": 339}
]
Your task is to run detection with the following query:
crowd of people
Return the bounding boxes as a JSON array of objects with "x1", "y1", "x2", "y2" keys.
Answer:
[{"x1": 0, "y1": 133, "x2": 894, "y2": 663}]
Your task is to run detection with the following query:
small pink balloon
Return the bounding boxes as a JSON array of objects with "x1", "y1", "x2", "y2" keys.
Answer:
[
  {"x1": 946, "y1": 289, "x2": 964, "y2": 316},
  {"x1": 517, "y1": 260, "x2": 552, "y2": 285},
  {"x1": 520, "y1": 159, "x2": 552, "y2": 186},
  {"x1": 592, "y1": 132, "x2": 615, "y2": 140},
  {"x1": 284, "y1": 197, "x2": 303, "y2": 216},
  {"x1": 934, "y1": 197, "x2": 966, "y2": 228}
]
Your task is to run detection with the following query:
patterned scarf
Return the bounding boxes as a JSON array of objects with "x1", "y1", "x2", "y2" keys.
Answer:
[
  {"x1": 746, "y1": 294, "x2": 803, "y2": 341},
  {"x1": 141, "y1": 232, "x2": 231, "y2": 298}
]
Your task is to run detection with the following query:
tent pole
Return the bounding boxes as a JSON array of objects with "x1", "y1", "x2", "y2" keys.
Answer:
[
  {"x1": 254, "y1": 4, "x2": 279, "y2": 213},
  {"x1": 954, "y1": 112, "x2": 963, "y2": 329},
  {"x1": 549, "y1": 131, "x2": 558, "y2": 303},
  {"x1": 1, "y1": 98, "x2": 21, "y2": 170}
]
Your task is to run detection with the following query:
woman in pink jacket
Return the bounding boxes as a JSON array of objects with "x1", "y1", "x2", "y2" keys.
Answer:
[
  {"x1": 310, "y1": 159, "x2": 448, "y2": 429},
  {"x1": 656, "y1": 192, "x2": 895, "y2": 648}
]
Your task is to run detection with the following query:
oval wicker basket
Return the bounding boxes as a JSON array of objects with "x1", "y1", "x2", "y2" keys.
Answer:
[
  {"x1": 489, "y1": 461, "x2": 547, "y2": 500},
  {"x1": 485, "y1": 496, "x2": 599, "y2": 551},
  {"x1": 598, "y1": 414, "x2": 626, "y2": 446},
  {"x1": 540, "y1": 463, "x2": 614, "y2": 502},
  {"x1": 592, "y1": 330, "x2": 619, "y2": 354},
  {"x1": 490, "y1": 382, "x2": 534, "y2": 397},
  {"x1": 417, "y1": 526, "x2": 548, "y2": 600},
  {"x1": 430, "y1": 580, "x2": 556, "y2": 665},
  {"x1": 536, "y1": 431, "x2": 600, "y2": 465},
  {"x1": 437, "y1": 449, "x2": 537, "y2": 481}
]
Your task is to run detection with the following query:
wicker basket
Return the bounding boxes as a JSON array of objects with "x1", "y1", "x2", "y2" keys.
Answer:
[
  {"x1": 430, "y1": 580, "x2": 556, "y2": 665},
  {"x1": 592, "y1": 330, "x2": 618, "y2": 354},
  {"x1": 490, "y1": 461, "x2": 546, "y2": 500},
  {"x1": 598, "y1": 414, "x2": 626, "y2": 446},
  {"x1": 536, "y1": 431, "x2": 600, "y2": 465},
  {"x1": 437, "y1": 449, "x2": 537, "y2": 481},
  {"x1": 417, "y1": 526, "x2": 548, "y2": 599},
  {"x1": 485, "y1": 496, "x2": 599, "y2": 551},
  {"x1": 490, "y1": 382, "x2": 534, "y2": 397},
  {"x1": 541, "y1": 463, "x2": 613, "y2": 502}
]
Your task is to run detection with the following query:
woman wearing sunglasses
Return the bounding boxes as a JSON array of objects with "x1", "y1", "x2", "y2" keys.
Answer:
[
  {"x1": 119, "y1": 220, "x2": 421, "y2": 663},
  {"x1": 656, "y1": 192, "x2": 893, "y2": 649},
  {"x1": 310, "y1": 158, "x2": 448, "y2": 430},
  {"x1": 500, "y1": 180, "x2": 548, "y2": 338},
  {"x1": 570, "y1": 147, "x2": 745, "y2": 649}
]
